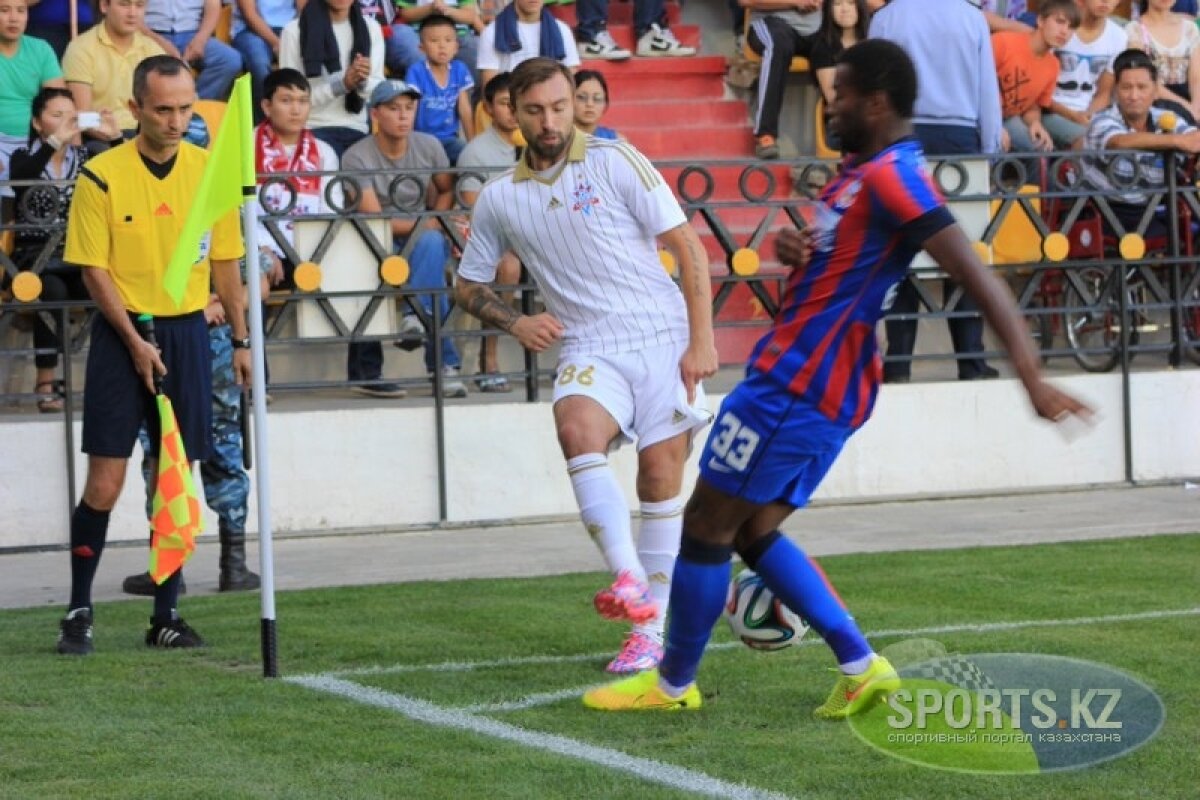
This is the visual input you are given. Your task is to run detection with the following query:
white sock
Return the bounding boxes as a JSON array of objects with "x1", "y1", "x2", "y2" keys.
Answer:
[
  {"x1": 839, "y1": 654, "x2": 875, "y2": 676},
  {"x1": 567, "y1": 454, "x2": 642, "y2": 579},
  {"x1": 633, "y1": 497, "x2": 683, "y2": 641},
  {"x1": 657, "y1": 674, "x2": 688, "y2": 697}
]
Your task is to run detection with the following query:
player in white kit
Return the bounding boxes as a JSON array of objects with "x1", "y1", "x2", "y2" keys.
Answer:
[{"x1": 456, "y1": 57, "x2": 719, "y2": 673}]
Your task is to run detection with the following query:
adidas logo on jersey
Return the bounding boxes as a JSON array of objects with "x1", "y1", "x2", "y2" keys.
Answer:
[
  {"x1": 547, "y1": 196, "x2": 563, "y2": 211},
  {"x1": 154, "y1": 202, "x2": 173, "y2": 217},
  {"x1": 672, "y1": 410, "x2": 686, "y2": 424}
]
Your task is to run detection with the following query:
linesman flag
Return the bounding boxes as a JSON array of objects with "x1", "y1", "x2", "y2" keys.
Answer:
[
  {"x1": 135, "y1": 314, "x2": 204, "y2": 584},
  {"x1": 149, "y1": 392, "x2": 204, "y2": 583},
  {"x1": 163, "y1": 73, "x2": 255, "y2": 307}
]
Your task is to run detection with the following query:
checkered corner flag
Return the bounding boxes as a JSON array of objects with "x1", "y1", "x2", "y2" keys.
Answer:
[{"x1": 138, "y1": 314, "x2": 204, "y2": 584}]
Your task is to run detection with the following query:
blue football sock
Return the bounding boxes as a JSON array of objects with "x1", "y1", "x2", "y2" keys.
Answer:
[
  {"x1": 742, "y1": 531, "x2": 871, "y2": 665},
  {"x1": 659, "y1": 535, "x2": 733, "y2": 689}
]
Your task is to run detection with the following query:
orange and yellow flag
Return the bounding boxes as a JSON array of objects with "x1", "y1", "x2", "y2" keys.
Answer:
[{"x1": 149, "y1": 393, "x2": 204, "y2": 584}]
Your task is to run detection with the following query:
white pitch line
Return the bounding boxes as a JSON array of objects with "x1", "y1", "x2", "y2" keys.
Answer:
[
  {"x1": 310, "y1": 605, "x2": 1200, "y2": 680},
  {"x1": 287, "y1": 675, "x2": 795, "y2": 800},
  {"x1": 459, "y1": 683, "x2": 604, "y2": 713}
]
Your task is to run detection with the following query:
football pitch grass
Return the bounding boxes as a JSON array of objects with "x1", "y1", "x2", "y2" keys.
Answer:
[{"x1": 2, "y1": 533, "x2": 1197, "y2": 799}]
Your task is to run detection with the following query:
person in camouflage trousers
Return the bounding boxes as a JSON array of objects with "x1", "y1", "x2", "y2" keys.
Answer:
[{"x1": 123, "y1": 299, "x2": 261, "y2": 596}]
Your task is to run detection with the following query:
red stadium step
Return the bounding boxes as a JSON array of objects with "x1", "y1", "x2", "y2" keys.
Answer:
[
  {"x1": 582, "y1": 53, "x2": 726, "y2": 77},
  {"x1": 603, "y1": 99, "x2": 749, "y2": 129},
  {"x1": 549, "y1": 1, "x2": 682, "y2": 29},
  {"x1": 625, "y1": 125, "x2": 754, "y2": 159}
]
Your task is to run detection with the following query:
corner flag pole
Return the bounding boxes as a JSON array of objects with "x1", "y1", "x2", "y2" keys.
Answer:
[{"x1": 233, "y1": 89, "x2": 280, "y2": 680}]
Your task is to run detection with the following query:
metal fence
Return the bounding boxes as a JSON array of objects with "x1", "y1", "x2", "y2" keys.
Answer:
[{"x1": 3, "y1": 152, "x2": 1199, "y2": 506}]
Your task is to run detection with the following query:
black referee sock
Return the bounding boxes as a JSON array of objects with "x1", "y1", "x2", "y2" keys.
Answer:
[
  {"x1": 153, "y1": 570, "x2": 183, "y2": 622},
  {"x1": 68, "y1": 501, "x2": 110, "y2": 612}
]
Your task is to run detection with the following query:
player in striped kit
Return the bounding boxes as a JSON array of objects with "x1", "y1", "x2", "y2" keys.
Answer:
[
  {"x1": 584, "y1": 39, "x2": 1092, "y2": 715},
  {"x1": 456, "y1": 57, "x2": 719, "y2": 674}
]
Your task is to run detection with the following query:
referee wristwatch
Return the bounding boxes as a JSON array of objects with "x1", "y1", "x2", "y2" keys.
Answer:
[{"x1": 231, "y1": 336, "x2": 251, "y2": 350}]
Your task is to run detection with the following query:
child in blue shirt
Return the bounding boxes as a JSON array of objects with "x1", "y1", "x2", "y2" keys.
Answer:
[{"x1": 405, "y1": 14, "x2": 475, "y2": 163}]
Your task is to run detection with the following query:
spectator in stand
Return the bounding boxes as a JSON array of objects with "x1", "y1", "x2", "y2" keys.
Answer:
[
  {"x1": 809, "y1": 0, "x2": 869, "y2": 150},
  {"x1": 1082, "y1": 48, "x2": 1200, "y2": 237},
  {"x1": 1133, "y1": 0, "x2": 1200, "y2": 19},
  {"x1": 477, "y1": 0, "x2": 579, "y2": 90},
  {"x1": 870, "y1": 0, "x2": 1003, "y2": 382},
  {"x1": 8, "y1": 89, "x2": 120, "y2": 412},
  {"x1": 575, "y1": 0, "x2": 696, "y2": 60},
  {"x1": 392, "y1": 0, "x2": 483, "y2": 77},
  {"x1": 26, "y1": 0, "x2": 95, "y2": 59},
  {"x1": 254, "y1": 68, "x2": 340, "y2": 290},
  {"x1": 993, "y1": 0, "x2": 1080, "y2": 152},
  {"x1": 456, "y1": 70, "x2": 518, "y2": 392},
  {"x1": 142, "y1": 0, "x2": 244, "y2": 100},
  {"x1": 406, "y1": 13, "x2": 474, "y2": 163},
  {"x1": 573, "y1": 68, "x2": 618, "y2": 139},
  {"x1": 62, "y1": 0, "x2": 166, "y2": 140},
  {"x1": 742, "y1": 0, "x2": 821, "y2": 160},
  {"x1": 231, "y1": 0, "x2": 299, "y2": 114},
  {"x1": 1043, "y1": 0, "x2": 1127, "y2": 150},
  {"x1": 982, "y1": 0, "x2": 1038, "y2": 33},
  {"x1": 0, "y1": 0, "x2": 64, "y2": 186},
  {"x1": 1126, "y1": 0, "x2": 1200, "y2": 124},
  {"x1": 342, "y1": 79, "x2": 467, "y2": 398},
  {"x1": 279, "y1": 0, "x2": 385, "y2": 156}
]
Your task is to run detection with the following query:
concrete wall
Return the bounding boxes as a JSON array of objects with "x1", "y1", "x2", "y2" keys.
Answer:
[{"x1": 3, "y1": 371, "x2": 1197, "y2": 549}]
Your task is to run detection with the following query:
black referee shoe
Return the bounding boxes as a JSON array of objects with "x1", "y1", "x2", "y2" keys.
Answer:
[
  {"x1": 122, "y1": 571, "x2": 187, "y2": 597},
  {"x1": 57, "y1": 608, "x2": 94, "y2": 655},
  {"x1": 146, "y1": 616, "x2": 206, "y2": 649}
]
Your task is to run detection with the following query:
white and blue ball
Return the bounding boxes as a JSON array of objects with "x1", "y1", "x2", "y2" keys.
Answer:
[{"x1": 724, "y1": 569, "x2": 809, "y2": 651}]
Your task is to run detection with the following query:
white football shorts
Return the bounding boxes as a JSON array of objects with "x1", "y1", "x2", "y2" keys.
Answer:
[{"x1": 551, "y1": 339, "x2": 713, "y2": 451}]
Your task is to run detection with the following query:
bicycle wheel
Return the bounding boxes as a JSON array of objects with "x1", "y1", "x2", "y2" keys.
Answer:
[{"x1": 1063, "y1": 265, "x2": 1125, "y2": 373}]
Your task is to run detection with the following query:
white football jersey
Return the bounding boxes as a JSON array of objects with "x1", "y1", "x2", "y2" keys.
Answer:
[{"x1": 458, "y1": 133, "x2": 690, "y2": 357}]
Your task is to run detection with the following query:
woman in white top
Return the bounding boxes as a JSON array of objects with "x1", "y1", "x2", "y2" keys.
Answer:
[{"x1": 1126, "y1": 0, "x2": 1200, "y2": 123}]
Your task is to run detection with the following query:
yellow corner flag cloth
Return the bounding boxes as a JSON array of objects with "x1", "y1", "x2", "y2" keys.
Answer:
[
  {"x1": 149, "y1": 394, "x2": 204, "y2": 584},
  {"x1": 163, "y1": 73, "x2": 255, "y2": 307}
]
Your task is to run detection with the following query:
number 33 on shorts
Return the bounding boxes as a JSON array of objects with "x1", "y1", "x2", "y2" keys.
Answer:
[{"x1": 707, "y1": 411, "x2": 761, "y2": 473}]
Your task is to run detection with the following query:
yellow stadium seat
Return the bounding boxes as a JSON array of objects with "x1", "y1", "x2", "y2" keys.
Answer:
[
  {"x1": 742, "y1": 10, "x2": 810, "y2": 72},
  {"x1": 475, "y1": 100, "x2": 492, "y2": 134},
  {"x1": 194, "y1": 99, "x2": 227, "y2": 145},
  {"x1": 990, "y1": 185, "x2": 1044, "y2": 267},
  {"x1": 814, "y1": 97, "x2": 838, "y2": 160},
  {"x1": 216, "y1": 3, "x2": 233, "y2": 44}
]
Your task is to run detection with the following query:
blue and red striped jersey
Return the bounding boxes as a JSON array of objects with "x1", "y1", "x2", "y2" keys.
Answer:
[{"x1": 749, "y1": 137, "x2": 954, "y2": 428}]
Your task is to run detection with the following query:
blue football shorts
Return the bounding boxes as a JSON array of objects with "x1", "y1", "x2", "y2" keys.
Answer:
[{"x1": 697, "y1": 371, "x2": 852, "y2": 507}]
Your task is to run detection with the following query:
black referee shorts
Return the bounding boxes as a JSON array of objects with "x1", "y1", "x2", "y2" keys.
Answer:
[{"x1": 82, "y1": 310, "x2": 213, "y2": 462}]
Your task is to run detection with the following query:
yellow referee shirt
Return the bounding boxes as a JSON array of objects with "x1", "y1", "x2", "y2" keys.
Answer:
[{"x1": 65, "y1": 140, "x2": 244, "y2": 316}]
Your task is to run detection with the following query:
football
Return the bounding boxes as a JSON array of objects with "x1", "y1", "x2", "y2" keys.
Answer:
[{"x1": 724, "y1": 569, "x2": 809, "y2": 651}]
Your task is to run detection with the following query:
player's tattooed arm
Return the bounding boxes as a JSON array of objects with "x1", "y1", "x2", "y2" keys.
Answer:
[{"x1": 456, "y1": 278, "x2": 521, "y2": 332}]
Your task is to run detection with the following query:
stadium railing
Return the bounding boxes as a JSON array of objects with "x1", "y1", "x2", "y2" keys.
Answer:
[{"x1": 3, "y1": 152, "x2": 1199, "y2": 475}]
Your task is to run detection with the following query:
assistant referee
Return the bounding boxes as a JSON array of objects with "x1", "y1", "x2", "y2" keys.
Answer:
[{"x1": 56, "y1": 55, "x2": 249, "y2": 656}]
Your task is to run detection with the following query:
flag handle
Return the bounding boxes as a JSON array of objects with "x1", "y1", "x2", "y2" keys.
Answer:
[
  {"x1": 240, "y1": 388, "x2": 252, "y2": 470},
  {"x1": 135, "y1": 313, "x2": 164, "y2": 395}
]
